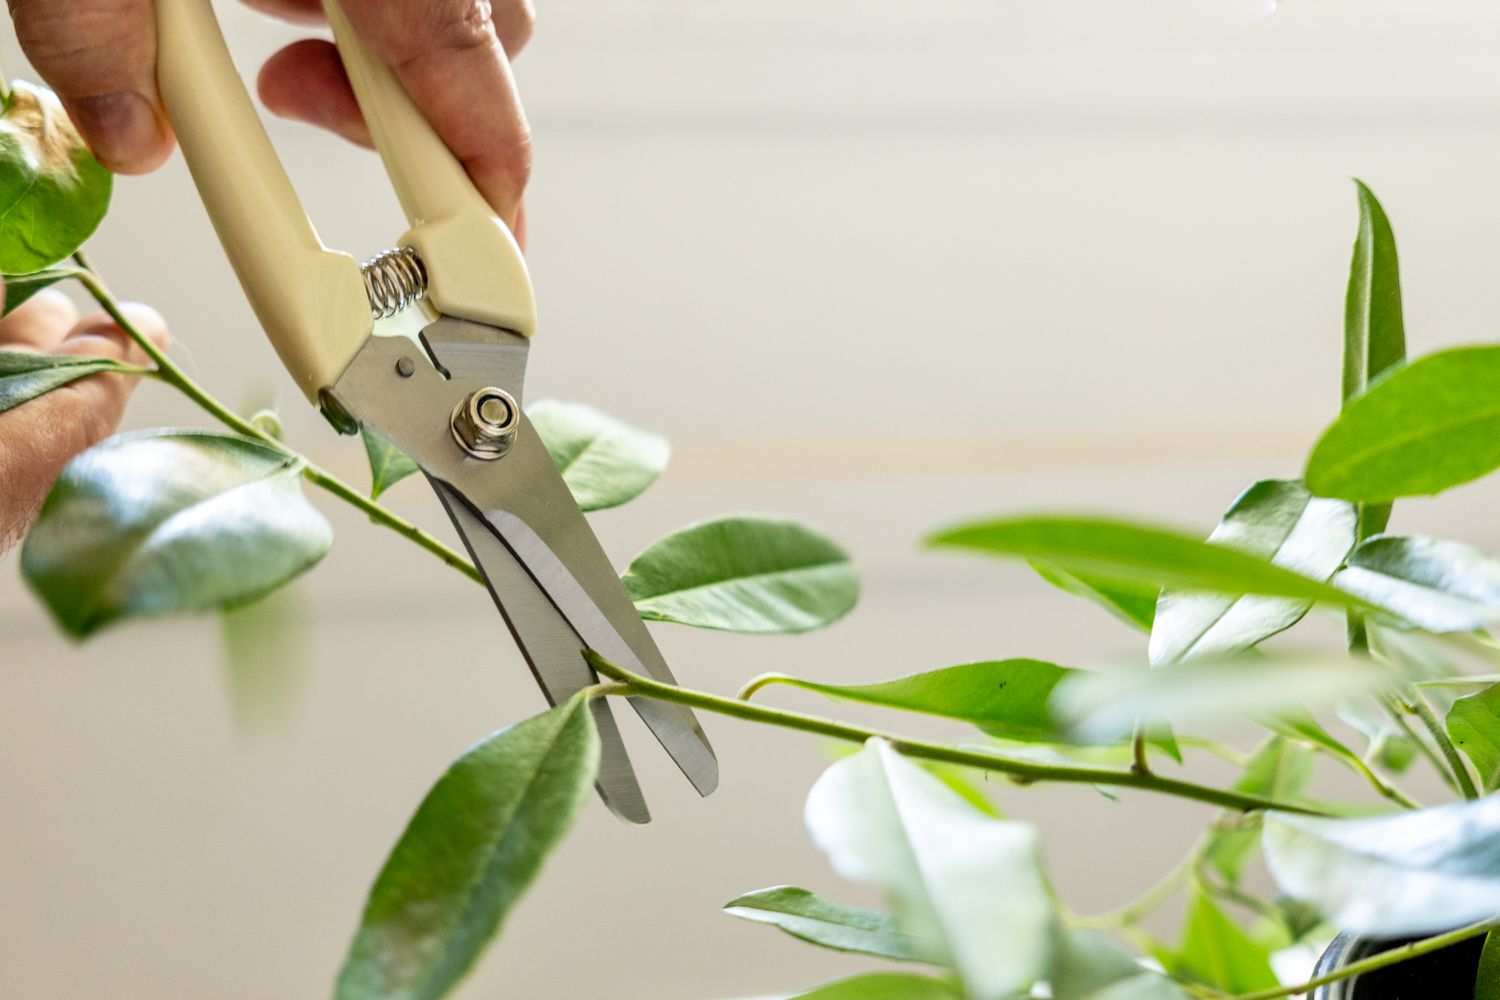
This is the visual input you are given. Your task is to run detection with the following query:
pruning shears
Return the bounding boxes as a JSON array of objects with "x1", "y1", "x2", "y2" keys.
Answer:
[{"x1": 152, "y1": 0, "x2": 718, "y2": 823}]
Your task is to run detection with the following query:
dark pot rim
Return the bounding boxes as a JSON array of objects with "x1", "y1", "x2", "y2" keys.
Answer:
[{"x1": 1311, "y1": 930, "x2": 1485, "y2": 999}]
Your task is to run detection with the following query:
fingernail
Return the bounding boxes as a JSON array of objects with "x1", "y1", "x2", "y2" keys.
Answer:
[{"x1": 65, "y1": 92, "x2": 165, "y2": 173}]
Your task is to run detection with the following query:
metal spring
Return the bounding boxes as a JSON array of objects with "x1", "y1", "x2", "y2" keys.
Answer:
[{"x1": 360, "y1": 246, "x2": 428, "y2": 319}]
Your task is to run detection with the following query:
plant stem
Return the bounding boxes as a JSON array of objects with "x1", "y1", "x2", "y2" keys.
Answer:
[
  {"x1": 1076, "y1": 846, "x2": 1197, "y2": 929},
  {"x1": 1406, "y1": 690, "x2": 1479, "y2": 800},
  {"x1": 590, "y1": 653, "x2": 1329, "y2": 816},
  {"x1": 1228, "y1": 920, "x2": 1498, "y2": 1000},
  {"x1": 71, "y1": 254, "x2": 482, "y2": 586},
  {"x1": 1131, "y1": 727, "x2": 1152, "y2": 776},
  {"x1": 1378, "y1": 693, "x2": 1459, "y2": 795}
]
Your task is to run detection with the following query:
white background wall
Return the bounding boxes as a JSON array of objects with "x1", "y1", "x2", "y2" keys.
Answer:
[{"x1": 4, "y1": 2, "x2": 1500, "y2": 997}]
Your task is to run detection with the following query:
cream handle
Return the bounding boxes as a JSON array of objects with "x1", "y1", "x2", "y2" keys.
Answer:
[
  {"x1": 155, "y1": 0, "x2": 371, "y2": 400},
  {"x1": 322, "y1": 1, "x2": 536, "y2": 337}
]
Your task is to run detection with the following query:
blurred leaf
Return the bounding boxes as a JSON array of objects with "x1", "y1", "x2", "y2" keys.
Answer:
[
  {"x1": 0, "y1": 349, "x2": 138, "y2": 414},
  {"x1": 1031, "y1": 562, "x2": 1157, "y2": 632},
  {"x1": 1306, "y1": 346, "x2": 1500, "y2": 502},
  {"x1": 1338, "y1": 699, "x2": 1418, "y2": 774},
  {"x1": 1447, "y1": 684, "x2": 1500, "y2": 792},
  {"x1": 1342, "y1": 180, "x2": 1406, "y2": 540},
  {"x1": 361, "y1": 426, "x2": 419, "y2": 500},
  {"x1": 3, "y1": 266, "x2": 79, "y2": 315},
  {"x1": 335, "y1": 695, "x2": 600, "y2": 1000},
  {"x1": 1051, "y1": 930, "x2": 1189, "y2": 1000},
  {"x1": 1160, "y1": 889, "x2": 1278, "y2": 993},
  {"x1": 723, "y1": 886, "x2": 929, "y2": 962},
  {"x1": 1264, "y1": 796, "x2": 1500, "y2": 936},
  {"x1": 220, "y1": 585, "x2": 311, "y2": 734},
  {"x1": 625, "y1": 515, "x2": 857, "y2": 633},
  {"x1": 1336, "y1": 535, "x2": 1500, "y2": 633},
  {"x1": 1205, "y1": 738, "x2": 1316, "y2": 885},
  {"x1": 0, "y1": 81, "x2": 111, "y2": 272},
  {"x1": 782, "y1": 973, "x2": 965, "y2": 1000},
  {"x1": 756, "y1": 660, "x2": 1176, "y2": 756},
  {"x1": 528, "y1": 399, "x2": 670, "y2": 512},
  {"x1": 1478, "y1": 931, "x2": 1500, "y2": 1000},
  {"x1": 1053, "y1": 656, "x2": 1396, "y2": 746},
  {"x1": 930, "y1": 516, "x2": 1366, "y2": 608},
  {"x1": 805, "y1": 740, "x2": 1054, "y2": 1000},
  {"x1": 22, "y1": 430, "x2": 332, "y2": 637},
  {"x1": 1150, "y1": 481, "x2": 1356, "y2": 665}
]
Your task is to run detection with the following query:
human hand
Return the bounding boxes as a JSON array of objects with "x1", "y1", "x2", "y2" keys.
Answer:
[
  {"x1": 0, "y1": 291, "x2": 168, "y2": 552},
  {"x1": 8, "y1": 0, "x2": 534, "y2": 228}
]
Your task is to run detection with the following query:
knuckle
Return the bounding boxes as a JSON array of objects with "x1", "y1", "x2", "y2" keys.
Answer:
[
  {"x1": 11, "y1": 0, "x2": 150, "y2": 90},
  {"x1": 493, "y1": 0, "x2": 535, "y2": 55},
  {"x1": 387, "y1": 0, "x2": 496, "y2": 66}
]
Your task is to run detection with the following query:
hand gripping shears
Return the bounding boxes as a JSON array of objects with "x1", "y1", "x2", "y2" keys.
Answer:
[{"x1": 152, "y1": 0, "x2": 718, "y2": 823}]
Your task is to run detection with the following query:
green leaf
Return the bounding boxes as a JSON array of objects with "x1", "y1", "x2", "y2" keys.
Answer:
[
  {"x1": 1447, "y1": 684, "x2": 1500, "y2": 793},
  {"x1": 1343, "y1": 180, "x2": 1407, "y2": 406},
  {"x1": 21, "y1": 430, "x2": 332, "y2": 637},
  {"x1": 335, "y1": 695, "x2": 600, "y2": 1000},
  {"x1": 929, "y1": 516, "x2": 1367, "y2": 609},
  {"x1": 1335, "y1": 534, "x2": 1500, "y2": 634},
  {"x1": 527, "y1": 399, "x2": 670, "y2": 512},
  {"x1": 1161, "y1": 889, "x2": 1279, "y2": 993},
  {"x1": 0, "y1": 82, "x2": 111, "y2": 272},
  {"x1": 1031, "y1": 562, "x2": 1157, "y2": 632},
  {"x1": 1342, "y1": 180, "x2": 1406, "y2": 539},
  {"x1": 1150, "y1": 481, "x2": 1356, "y2": 665},
  {"x1": 624, "y1": 515, "x2": 858, "y2": 633},
  {"x1": 782, "y1": 973, "x2": 965, "y2": 1000},
  {"x1": 1338, "y1": 699, "x2": 1418, "y2": 775},
  {"x1": 1053, "y1": 656, "x2": 1396, "y2": 746},
  {"x1": 1205, "y1": 738, "x2": 1317, "y2": 885},
  {"x1": 361, "y1": 425, "x2": 419, "y2": 500},
  {"x1": 220, "y1": 585, "x2": 311, "y2": 733},
  {"x1": 0, "y1": 349, "x2": 137, "y2": 414},
  {"x1": 1305, "y1": 345, "x2": 1500, "y2": 502},
  {"x1": 723, "y1": 886, "x2": 929, "y2": 962},
  {"x1": 3, "y1": 266, "x2": 79, "y2": 315},
  {"x1": 1050, "y1": 930, "x2": 1189, "y2": 1000},
  {"x1": 1478, "y1": 930, "x2": 1500, "y2": 1000},
  {"x1": 804, "y1": 739, "x2": 1054, "y2": 1000},
  {"x1": 1263, "y1": 796, "x2": 1500, "y2": 936}
]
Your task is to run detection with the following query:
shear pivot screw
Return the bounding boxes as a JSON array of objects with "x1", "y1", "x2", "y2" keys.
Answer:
[
  {"x1": 395, "y1": 357, "x2": 416, "y2": 378},
  {"x1": 451, "y1": 387, "x2": 520, "y2": 460}
]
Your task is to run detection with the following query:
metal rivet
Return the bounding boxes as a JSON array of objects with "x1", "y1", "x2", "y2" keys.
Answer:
[{"x1": 395, "y1": 357, "x2": 416, "y2": 378}]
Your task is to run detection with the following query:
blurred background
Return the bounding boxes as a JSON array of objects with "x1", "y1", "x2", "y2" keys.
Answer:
[{"x1": 6, "y1": 0, "x2": 1500, "y2": 996}]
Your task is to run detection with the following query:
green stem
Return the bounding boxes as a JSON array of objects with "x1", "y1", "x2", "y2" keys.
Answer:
[
  {"x1": 1076, "y1": 846, "x2": 1196, "y2": 929},
  {"x1": 1229, "y1": 920, "x2": 1498, "y2": 1000},
  {"x1": 1131, "y1": 727, "x2": 1152, "y2": 776},
  {"x1": 1407, "y1": 691, "x2": 1479, "y2": 800},
  {"x1": 1379, "y1": 693, "x2": 1458, "y2": 795},
  {"x1": 590, "y1": 653, "x2": 1328, "y2": 816},
  {"x1": 71, "y1": 255, "x2": 482, "y2": 586}
]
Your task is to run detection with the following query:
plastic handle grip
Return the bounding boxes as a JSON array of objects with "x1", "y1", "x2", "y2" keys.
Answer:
[
  {"x1": 155, "y1": 0, "x2": 371, "y2": 400},
  {"x1": 322, "y1": 0, "x2": 536, "y2": 337}
]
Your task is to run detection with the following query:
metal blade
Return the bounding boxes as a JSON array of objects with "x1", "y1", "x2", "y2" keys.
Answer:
[
  {"x1": 432, "y1": 478, "x2": 650, "y2": 824},
  {"x1": 327, "y1": 316, "x2": 718, "y2": 801}
]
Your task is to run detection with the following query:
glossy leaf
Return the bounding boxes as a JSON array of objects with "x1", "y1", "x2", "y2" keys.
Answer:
[
  {"x1": 1335, "y1": 535, "x2": 1500, "y2": 633},
  {"x1": 361, "y1": 426, "x2": 420, "y2": 500},
  {"x1": 335, "y1": 695, "x2": 600, "y2": 1000},
  {"x1": 1050, "y1": 930, "x2": 1189, "y2": 1000},
  {"x1": 3, "y1": 266, "x2": 79, "y2": 315},
  {"x1": 1448, "y1": 684, "x2": 1500, "y2": 793},
  {"x1": 1160, "y1": 889, "x2": 1278, "y2": 993},
  {"x1": 1205, "y1": 738, "x2": 1317, "y2": 885},
  {"x1": 0, "y1": 349, "x2": 138, "y2": 414},
  {"x1": 1054, "y1": 656, "x2": 1395, "y2": 746},
  {"x1": 21, "y1": 430, "x2": 332, "y2": 637},
  {"x1": 625, "y1": 515, "x2": 858, "y2": 633},
  {"x1": 1150, "y1": 481, "x2": 1356, "y2": 665},
  {"x1": 0, "y1": 82, "x2": 111, "y2": 272},
  {"x1": 805, "y1": 740, "x2": 1053, "y2": 1000},
  {"x1": 783, "y1": 973, "x2": 965, "y2": 1000},
  {"x1": 930, "y1": 516, "x2": 1366, "y2": 608},
  {"x1": 528, "y1": 399, "x2": 670, "y2": 512},
  {"x1": 1478, "y1": 931, "x2": 1500, "y2": 1000},
  {"x1": 723, "y1": 886, "x2": 928, "y2": 961},
  {"x1": 1306, "y1": 346, "x2": 1500, "y2": 502},
  {"x1": 1031, "y1": 562, "x2": 1157, "y2": 632},
  {"x1": 1264, "y1": 796, "x2": 1500, "y2": 936}
]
